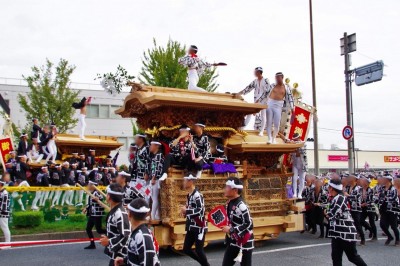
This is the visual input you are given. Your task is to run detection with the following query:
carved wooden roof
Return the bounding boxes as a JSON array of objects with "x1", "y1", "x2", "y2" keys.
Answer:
[{"x1": 115, "y1": 83, "x2": 266, "y2": 118}]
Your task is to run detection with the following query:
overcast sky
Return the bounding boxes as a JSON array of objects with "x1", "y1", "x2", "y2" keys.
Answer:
[{"x1": 1, "y1": 0, "x2": 399, "y2": 151}]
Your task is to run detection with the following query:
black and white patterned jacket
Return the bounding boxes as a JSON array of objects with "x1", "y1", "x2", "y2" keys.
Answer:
[
  {"x1": 185, "y1": 188, "x2": 207, "y2": 234},
  {"x1": 327, "y1": 194, "x2": 358, "y2": 242},
  {"x1": 345, "y1": 185, "x2": 363, "y2": 212},
  {"x1": 50, "y1": 169, "x2": 63, "y2": 186},
  {"x1": 376, "y1": 185, "x2": 399, "y2": 214},
  {"x1": 36, "y1": 173, "x2": 50, "y2": 187},
  {"x1": 178, "y1": 55, "x2": 212, "y2": 76},
  {"x1": 0, "y1": 188, "x2": 10, "y2": 218},
  {"x1": 315, "y1": 185, "x2": 329, "y2": 208},
  {"x1": 124, "y1": 224, "x2": 160, "y2": 266},
  {"x1": 226, "y1": 196, "x2": 254, "y2": 250},
  {"x1": 302, "y1": 185, "x2": 315, "y2": 206},
  {"x1": 123, "y1": 185, "x2": 145, "y2": 206},
  {"x1": 193, "y1": 134, "x2": 211, "y2": 163},
  {"x1": 132, "y1": 145, "x2": 150, "y2": 181},
  {"x1": 363, "y1": 187, "x2": 376, "y2": 213},
  {"x1": 149, "y1": 152, "x2": 164, "y2": 180},
  {"x1": 169, "y1": 139, "x2": 193, "y2": 162},
  {"x1": 238, "y1": 78, "x2": 271, "y2": 104},
  {"x1": 86, "y1": 190, "x2": 105, "y2": 217},
  {"x1": 104, "y1": 203, "x2": 131, "y2": 260}
]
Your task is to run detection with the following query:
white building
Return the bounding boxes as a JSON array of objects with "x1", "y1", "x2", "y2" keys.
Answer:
[
  {"x1": 306, "y1": 149, "x2": 400, "y2": 172},
  {"x1": 0, "y1": 77, "x2": 134, "y2": 164}
]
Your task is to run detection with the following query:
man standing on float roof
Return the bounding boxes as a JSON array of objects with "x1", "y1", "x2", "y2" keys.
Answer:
[
  {"x1": 178, "y1": 45, "x2": 222, "y2": 92},
  {"x1": 266, "y1": 72, "x2": 294, "y2": 144},
  {"x1": 237, "y1": 67, "x2": 270, "y2": 136}
]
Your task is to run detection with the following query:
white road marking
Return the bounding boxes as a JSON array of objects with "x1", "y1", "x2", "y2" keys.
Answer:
[{"x1": 253, "y1": 238, "x2": 386, "y2": 255}]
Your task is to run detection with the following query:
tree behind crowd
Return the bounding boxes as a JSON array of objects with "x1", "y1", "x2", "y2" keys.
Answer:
[
  {"x1": 18, "y1": 58, "x2": 80, "y2": 133},
  {"x1": 139, "y1": 39, "x2": 219, "y2": 92}
]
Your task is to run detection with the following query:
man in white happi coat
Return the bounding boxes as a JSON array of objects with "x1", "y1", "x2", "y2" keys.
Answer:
[
  {"x1": 265, "y1": 72, "x2": 294, "y2": 144},
  {"x1": 237, "y1": 67, "x2": 270, "y2": 136},
  {"x1": 178, "y1": 45, "x2": 219, "y2": 92}
]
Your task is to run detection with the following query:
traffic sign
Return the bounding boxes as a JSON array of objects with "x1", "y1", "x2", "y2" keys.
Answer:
[{"x1": 342, "y1": 126, "x2": 353, "y2": 140}]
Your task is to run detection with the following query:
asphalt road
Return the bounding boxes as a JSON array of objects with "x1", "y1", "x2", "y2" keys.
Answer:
[{"x1": 1, "y1": 230, "x2": 399, "y2": 266}]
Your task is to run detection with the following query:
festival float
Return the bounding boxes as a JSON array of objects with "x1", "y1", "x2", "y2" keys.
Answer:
[{"x1": 115, "y1": 82, "x2": 314, "y2": 249}]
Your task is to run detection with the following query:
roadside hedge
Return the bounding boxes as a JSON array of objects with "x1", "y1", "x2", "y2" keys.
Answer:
[
  {"x1": 68, "y1": 214, "x2": 86, "y2": 223},
  {"x1": 13, "y1": 211, "x2": 44, "y2": 227}
]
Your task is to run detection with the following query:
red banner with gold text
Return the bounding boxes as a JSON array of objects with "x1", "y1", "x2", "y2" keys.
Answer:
[{"x1": 0, "y1": 137, "x2": 14, "y2": 169}]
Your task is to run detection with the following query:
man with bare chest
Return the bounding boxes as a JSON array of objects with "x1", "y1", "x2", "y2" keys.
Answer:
[{"x1": 266, "y1": 72, "x2": 294, "y2": 144}]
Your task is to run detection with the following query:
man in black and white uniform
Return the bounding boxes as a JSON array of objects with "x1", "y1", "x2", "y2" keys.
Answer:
[
  {"x1": 344, "y1": 175, "x2": 366, "y2": 245},
  {"x1": 100, "y1": 183, "x2": 131, "y2": 266},
  {"x1": 114, "y1": 198, "x2": 160, "y2": 266},
  {"x1": 180, "y1": 174, "x2": 209, "y2": 266},
  {"x1": 130, "y1": 134, "x2": 149, "y2": 189},
  {"x1": 115, "y1": 171, "x2": 144, "y2": 206},
  {"x1": 84, "y1": 180, "x2": 106, "y2": 250},
  {"x1": 221, "y1": 177, "x2": 254, "y2": 266},
  {"x1": 376, "y1": 174, "x2": 399, "y2": 246},
  {"x1": 149, "y1": 141, "x2": 164, "y2": 220},
  {"x1": 290, "y1": 133, "x2": 307, "y2": 198},
  {"x1": 237, "y1": 67, "x2": 270, "y2": 136},
  {"x1": 0, "y1": 180, "x2": 11, "y2": 244},
  {"x1": 192, "y1": 123, "x2": 211, "y2": 178},
  {"x1": 325, "y1": 179, "x2": 367, "y2": 266}
]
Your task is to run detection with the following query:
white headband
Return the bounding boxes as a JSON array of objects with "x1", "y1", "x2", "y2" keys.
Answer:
[
  {"x1": 216, "y1": 147, "x2": 224, "y2": 153},
  {"x1": 89, "y1": 180, "x2": 98, "y2": 185},
  {"x1": 106, "y1": 187, "x2": 124, "y2": 196},
  {"x1": 0, "y1": 181, "x2": 6, "y2": 185},
  {"x1": 128, "y1": 204, "x2": 150, "y2": 213},
  {"x1": 135, "y1": 134, "x2": 146, "y2": 138},
  {"x1": 383, "y1": 174, "x2": 393, "y2": 180},
  {"x1": 179, "y1": 127, "x2": 190, "y2": 131},
  {"x1": 194, "y1": 123, "x2": 205, "y2": 127},
  {"x1": 184, "y1": 174, "x2": 198, "y2": 180},
  {"x1": 226, "y1": 180, "x2": 243, "y2": 189},
  {"x1": 118, "y1": 171, "x2": 130, "y2": 177},
  {"x1": 328, "y1": 181, "x2": 343, "y2": 191},
  {"x1": 151, "y1": 141, "x2": 161, "y2": 145}
]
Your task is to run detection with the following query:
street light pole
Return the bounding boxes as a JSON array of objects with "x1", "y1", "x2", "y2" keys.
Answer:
[{"x1": 309, "y1": 0, "x2": 319, "y2": 175}]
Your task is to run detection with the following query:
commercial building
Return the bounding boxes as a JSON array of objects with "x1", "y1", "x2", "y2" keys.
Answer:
[{"x1": 306, "y1": 149, "x2": 400, "y2": 172}]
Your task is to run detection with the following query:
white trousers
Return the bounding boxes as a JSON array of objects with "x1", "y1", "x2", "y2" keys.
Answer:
[
  {"x1": 46, "y1": 140, "x2": 57, "y2": 162},
  {"x1": 75, "y1": 190, "x2": 84, "y2": 205},
  {"x1": 151, "y1": 180, "x2": 160, "y2": 220},
  {"x1": 61, "y1": 184, "x2": 72, "y2": 205},
  {"x1": 40, "y1": 191, "x2": 50, "y2": 206},
  {"x1": 188, "y1": 69, "x2": 206, "y2": 92},
  {"x1": 29, "y1": 153, "x2": 44, "y2": 163},
  {"x1": 292, "y1": 164, "x2": 306, "y2": 197},
  {"x1": 52, "y1": 187, "x2": 62, "y2": 206},
  {"x1": 78, "y1": 114, "x2": 86, "y2": 139},
  {"x1": 0, "y1": 218, "x2": 11, "y2": 243},
  {"x1": 32, "y1": 191, "x2": 43, "y2": 208},
  {"x1": 266, "y1": 99, "x2": 284, "y2": 141}
]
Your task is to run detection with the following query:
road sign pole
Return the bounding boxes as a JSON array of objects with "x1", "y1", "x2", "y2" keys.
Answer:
[
  {"x1": 344, "y1": 32, "x2": 355, "y2": 173},
  {"x1": 309, "y1": 0, "x2": 320, "y2": 175}
]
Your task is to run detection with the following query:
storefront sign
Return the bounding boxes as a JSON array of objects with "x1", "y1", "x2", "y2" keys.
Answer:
[
  {"x1": 328, "y1": 155, "x2": 348, "y2": 162},
  {"x1": 384, "y1": 156, "x2": 400, "y2": 163}
]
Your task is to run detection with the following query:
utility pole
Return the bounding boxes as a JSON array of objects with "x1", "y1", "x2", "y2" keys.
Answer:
[
  {"x1": 309, "y1": 0, "x2": 319, "y2": 175},
  {"x1": 343, "y1": 32, "x2": 355, "y2": 173}
]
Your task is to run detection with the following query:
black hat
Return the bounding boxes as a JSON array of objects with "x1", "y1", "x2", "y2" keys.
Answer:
[
  {"x1": 292, "y1": 133, "x2": 301, "y2": 140},
  {"x1": 216, "y1": 144, "x2": 225, "y2": 153},
  {"x1": 190, "y1": 45, "x2": 198, "y2": 51}
]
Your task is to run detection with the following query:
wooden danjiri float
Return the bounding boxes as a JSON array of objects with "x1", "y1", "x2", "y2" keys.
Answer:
[{"x1": 116, "y1": 83, "x2": 314, "y2": 250}]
